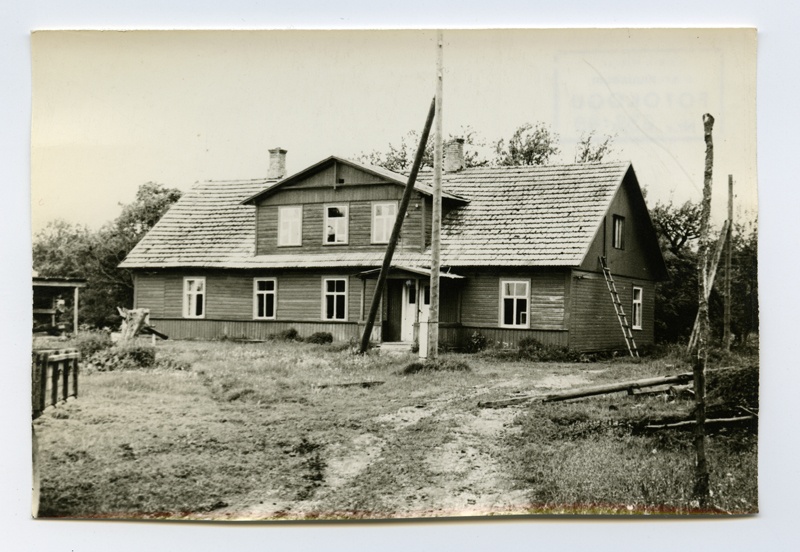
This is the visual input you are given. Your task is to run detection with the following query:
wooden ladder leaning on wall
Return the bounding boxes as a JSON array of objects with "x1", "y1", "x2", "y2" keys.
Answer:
[{"x1": 599, "y1": 256, "x2": 639, "y2": 358}]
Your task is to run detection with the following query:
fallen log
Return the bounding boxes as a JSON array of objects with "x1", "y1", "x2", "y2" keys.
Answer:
[
  {"x1": 479, "y1": 372, "x2": 694, "y2": 408},
  {"x1": 316, "y1": 381, "x2": 385, "y2": 389},
  {"x1": 643, "y1": 415, "x2": 755, "y2": 431}
]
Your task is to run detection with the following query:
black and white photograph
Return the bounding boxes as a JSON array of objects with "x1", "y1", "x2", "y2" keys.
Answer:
[{"x1": 28, "y1": 27, "x2": 761, "y2": 522}]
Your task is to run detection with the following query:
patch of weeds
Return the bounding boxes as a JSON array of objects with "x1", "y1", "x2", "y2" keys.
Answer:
[
  {"x1": 400, "y1": 358, "x2": 471, "y2": 374},
  {"x1": 86, "y1": 344, "x2": 156, "y2": 372},
  {"x1": 269, "y1": 328, "x2": 301, "y2": 342},
  {"x1": 306, "y1": 332, "x2": 333, "y2": 345},
  {"x1": 477, "y1": 337, "x2": 585, "y2": 363},
  {"x1": 73, "y1": 330, "x2": 113, "y2": 358},
  {"x1": 466, "y1": 331, "x2": 488, "y2": 353},
  {"x1": 707, "y1": 364, "x2": 759, "y2": 414}
]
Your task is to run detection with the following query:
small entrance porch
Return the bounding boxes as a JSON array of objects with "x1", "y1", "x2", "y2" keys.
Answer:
[{"x1": 356, "y1": 266, "x2": 463, "y2": 351}]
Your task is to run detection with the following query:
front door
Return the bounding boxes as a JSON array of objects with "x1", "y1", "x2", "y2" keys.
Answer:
[
  {"x1": 384, "y1": 280, "x2": 404, "y2": 342},
  {"x1": 401, "y1": 281, "x2": 417, "y2": 342}
]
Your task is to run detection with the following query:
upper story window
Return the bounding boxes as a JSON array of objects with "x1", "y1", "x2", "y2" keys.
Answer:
[
  {"x1": 278, "y1": 205, "x2": 303, "y2": 247},
  {"x1": 372, "y1": 201, "x2": 398, "y2": 244},
  {"x1": 631, "y1": 286, "x2": 643, "y2": 330},
  {"x1": 324, "y1": 205, "x2": 349, "y2": 245},
  {"x1": 323, "y1": 278, "x2": 347, "y2": 321},
  {"x1": 254, "y1": 278, "x2": 277, "y2": 320},
  {"x1": 500, "y1": 279, "x2": 529, "y2": 328},
  {"x1": 612, "y1": 215, "x2": 625, "y2": 250},
  {"x1": 183, "y1": 277, "x2": 205, "y2": 318}
]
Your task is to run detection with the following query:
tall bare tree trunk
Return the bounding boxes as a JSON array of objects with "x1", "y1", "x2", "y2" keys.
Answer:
[{"x1": 693, "y1": 113, "x2": 714, "y2": 506}]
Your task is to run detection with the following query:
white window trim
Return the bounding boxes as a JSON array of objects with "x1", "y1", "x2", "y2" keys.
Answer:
[
  {"x1": 183, "y1": 277, "x2": 206, "y2": 319},
  {"x1": 632, "y1": 286, "x2": 643, "y2": 330},
  {"x1": 371, "y1": 201, "x2": 398, "y2": 244},
  {"x1": 278, "y1": 205, "x2": 303, "y2": 247},
  {"x1": 322, "y1": 277, "x2": 348, "y2": 321},
  {"x1": 253, "y1": 277, "x2": 277, "y2": 320},
  {"x1": 499, "y1": 279, "x2": 530, "y2": 329},
  {"x1": 323, "y1": 204, "x2": 349, "y2": 245}
]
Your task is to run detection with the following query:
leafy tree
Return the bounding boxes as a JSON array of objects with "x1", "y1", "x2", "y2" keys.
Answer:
[
  {"x1": 355, "y1": 126, "x2": 487, "y2": 172},
  {"x1": 493, "y1": 122, "x2": 559, "y2": 166},
  {"x1": 574, "y1": 131, "x2": 617, "y2": 163},
  {"x1": 33, "y1": 182, "x2": 182, "y2": 328},
  {"x1": 650, "y1": 199, "x2": 758, "y2": 346}
]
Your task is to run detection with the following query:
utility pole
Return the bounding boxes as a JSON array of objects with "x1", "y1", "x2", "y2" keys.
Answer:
[
  {"x1": 724, "y1": 175, "x2": 734, "y2": 351},
  {"x1": 428, "y1": 30, "x2": 443, "y2": 360}
]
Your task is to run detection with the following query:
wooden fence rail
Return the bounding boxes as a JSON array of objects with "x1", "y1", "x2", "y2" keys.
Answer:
[{"x1": 32, "y1": 348, "x2": 80, "y2": 419}]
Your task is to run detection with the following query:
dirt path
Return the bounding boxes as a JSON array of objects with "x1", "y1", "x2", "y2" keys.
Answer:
[{"x1": 195, "y1": 372, "x2": 592, "y2": 520}]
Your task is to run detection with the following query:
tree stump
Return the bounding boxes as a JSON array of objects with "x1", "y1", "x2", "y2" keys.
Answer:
[{"x1": 117, "y1": 307, "x2": 150, "y2": 343}]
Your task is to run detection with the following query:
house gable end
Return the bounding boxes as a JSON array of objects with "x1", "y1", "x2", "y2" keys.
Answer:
[{"x1": 579, "y1": 166, "x2": 667, "y2": 280}]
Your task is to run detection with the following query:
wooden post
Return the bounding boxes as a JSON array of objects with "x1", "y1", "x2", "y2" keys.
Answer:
[
  {"x1": 686, "y1": 220, "x2": 730, "y2": 352},
  {"x1": 693, "y1": 113, "x2": 714, "y2": 506},
  {"x1": 358, "y1": 98, "x2": 437, "y2": 354},
  {"x1": 724, "y1": 175, "x2": 733, "y2": 351},
  {"x1": 73, "y1": 286, "x2": 80, "y2": 335},
  {"x1": 428, "y1": 29, "x2": 443, "y2": 360}
]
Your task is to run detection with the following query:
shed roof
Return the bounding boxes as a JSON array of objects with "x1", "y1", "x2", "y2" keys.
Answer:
[{"x1": 121, "y1": 160, "x2": 637, "y2": 270}]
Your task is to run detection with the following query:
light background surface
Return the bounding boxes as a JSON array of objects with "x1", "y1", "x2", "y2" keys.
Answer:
[{"x1": 3, "y1": 1, "x2": 798, "y2": 551}]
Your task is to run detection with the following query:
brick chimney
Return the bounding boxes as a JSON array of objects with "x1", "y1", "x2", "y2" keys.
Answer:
[
  {"x1": 444, "y1": 138, "x2": 465, "y2": 172},
  {"x1": 268, "y1": 147, "x2": 287, "y2": 180}
]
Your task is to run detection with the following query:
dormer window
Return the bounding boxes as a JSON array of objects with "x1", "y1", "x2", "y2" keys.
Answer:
[
  {"x1": 324, "y1": 204, "x2": 349, "y2": 245},
  {"x1": 278, "y1": 205, "x2": 302, "y2": 247},
  {"x1": 372, "y1": 201, "x2": 397, "y2": 244}
]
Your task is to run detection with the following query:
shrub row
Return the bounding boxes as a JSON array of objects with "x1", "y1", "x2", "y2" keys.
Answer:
[
  {"x1": 265, "y1": 328, "x2": 334, "y2": 345},
  {"x1": 471, "y1": 333, "x2": 585, "y2": 363}
]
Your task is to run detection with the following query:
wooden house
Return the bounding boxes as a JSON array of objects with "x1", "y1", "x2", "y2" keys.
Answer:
[{"x1": 120, "y1": 143, "x2": 667, "y2": 352}]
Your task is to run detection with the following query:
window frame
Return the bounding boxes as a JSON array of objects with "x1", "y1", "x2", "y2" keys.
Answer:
[
  {"x1": 253, "y1": 277, "x2": 277, "y2": 320},
  {"x1": 322, "y1": 277, "x2": 348, "y2": 321},
  {"x1": 499, "y1": 279, "x2": 530, "y2": 329},
  {"x1": 183, "y1": 277, "x2": 206, "y2": 319},
  {"x1": 631, "y1": 286, "x2": 643, "y2": 330},
  {"x1": 612, "y1": 214, "x2": 625, "y2": 250},
  {"x1": 278, "y1": 205, "x2": 303, "y2": 247},
  {"x1": 323, "y1": 204, "x2": 349, "y2": 245},
  {"x1": 371, "y1": 201, "x2": 398, "y2": 244}
]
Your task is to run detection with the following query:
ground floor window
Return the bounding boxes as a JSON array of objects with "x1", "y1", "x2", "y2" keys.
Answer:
[
  {"x1": 183, "y1": 277, "x2": 205, "y2": 318},
  {"x1": 323, "y1": 278, "x2": 347, "y2": 320},
  {"x1": 254, "y1": 278, "x2": 277, "y2": 319},
  {"x1": 500, "y1": 279, "x2": 529, "y2": 327},
  {"x1": 632, "y1": 286, "x2": 643, "y2": 329}
]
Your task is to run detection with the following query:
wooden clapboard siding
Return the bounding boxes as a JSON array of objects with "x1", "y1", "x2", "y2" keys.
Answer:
[
  {"x1": 450, "y1": 326, "x2": 569, "y2": 348},
  {"x1": 440, "y1": 281, "x2": 460, "y2": 324},
  {"x1": 568, "y1": 270, "x2": 655, "y2": 352},
  {"x1": 459, "y1": 270, "x2": 567, "y2": 330},
  {"x1": 136, "y1": 269, "x2": 367, "y2": 325},
  {"x1": 134, "y1": 273, "x2": 165, "y2": 316},
  {"x1": 150, "y1": 318, "x2": 361, "y2": 342},
  {"x1": 580, "y1": 169, "x2": 665, "y2": 280},
  {"x1": 256, "y1": 189, "x2": 425, "y2": 255}
]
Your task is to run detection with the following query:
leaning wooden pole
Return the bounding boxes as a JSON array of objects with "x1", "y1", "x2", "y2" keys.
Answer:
[
  {"x1": 693, "y1": 113, "x2": 714, "y2": 506},
  {"x1": 358, "y1": 98, "x2": 437, "y2": 354},
  {"x1": 428, "y1": 30, "x2": 443, "y2": 360},
  {"x1": 686, "y1": 219, "x2": 730, "y2": 352},
  {"x1": 724, "y1": 175, "x2": 734, "y2": 351}
]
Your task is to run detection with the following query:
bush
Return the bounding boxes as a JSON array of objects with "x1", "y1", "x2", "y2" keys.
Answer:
[
  {"x1": 86, "y1": 345, "x2": 156, "y2": 372},
  {"x1": 466, "y1": 331, "x2": 488, "y2": 353},
  {"x1": 707, "y1": 364, "x2": 759, "y2": 413},
  {"x1": 269, "y1": 328, "x2": 300, "y2": 341},
  {"x1": 306, "y1": 332, "x2": 333, "y2": 345},
  {"x1": 400, "y1": 358, "x2": 471, "y2": 374},
  {"x1": 73, "y1": 330, "x2": 113, "y2": 359},
  {"x1": 478, "y1": 337, "x2": 584, "y2": 363}
]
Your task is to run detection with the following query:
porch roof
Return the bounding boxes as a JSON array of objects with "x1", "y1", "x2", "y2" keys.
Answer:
[{"x1": 356, "y1": 266, "x2": 464, "y2": 280}]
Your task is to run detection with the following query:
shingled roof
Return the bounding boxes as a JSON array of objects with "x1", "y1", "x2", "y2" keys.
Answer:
[
  {"x1": 431, "y1": 161, "x2": 632, "y2": 266},
  {"x1": 121, "y1": 160, "x2": 633, "y2": 269}
]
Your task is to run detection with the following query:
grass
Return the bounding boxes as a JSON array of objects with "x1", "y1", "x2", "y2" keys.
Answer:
[{"x1": 34, "y1": 340, "x2": 758, "y2": 519}]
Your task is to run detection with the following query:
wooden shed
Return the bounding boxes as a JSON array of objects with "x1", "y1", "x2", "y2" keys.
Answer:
[{"x1": 32, "y1": 271, "x2": 86, "y2": 334}]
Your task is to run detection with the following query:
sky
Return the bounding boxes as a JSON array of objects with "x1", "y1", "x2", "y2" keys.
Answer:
[{"x1": 31, "y1": 28, "x2": 757, "y2": 234}]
